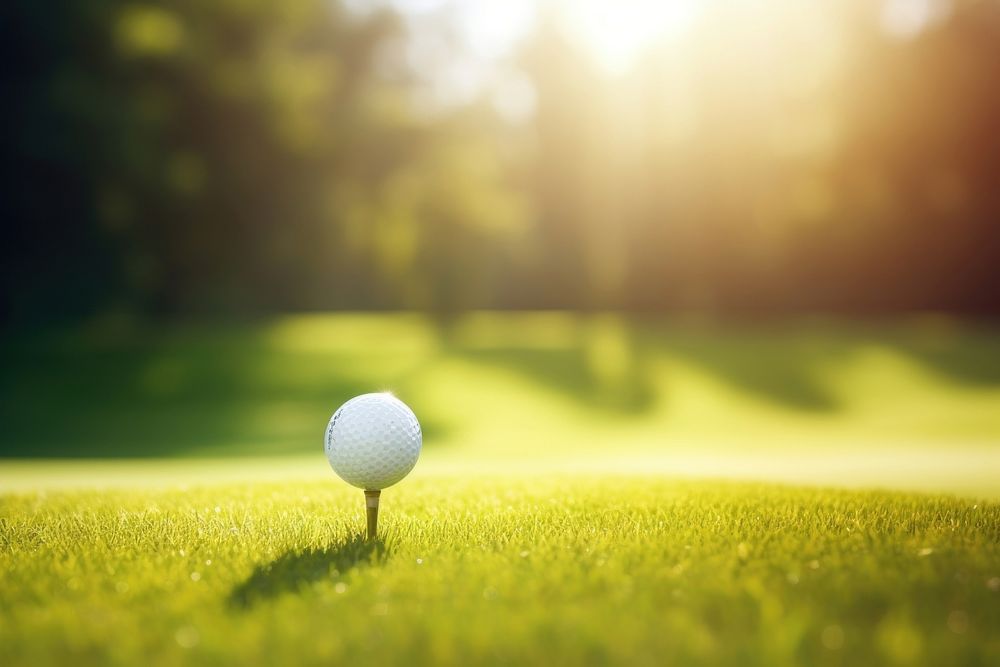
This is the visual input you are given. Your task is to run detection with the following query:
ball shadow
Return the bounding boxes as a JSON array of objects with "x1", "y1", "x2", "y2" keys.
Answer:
[{"x1": 229, "y1": 533, "x2": 390, "y2": 608}]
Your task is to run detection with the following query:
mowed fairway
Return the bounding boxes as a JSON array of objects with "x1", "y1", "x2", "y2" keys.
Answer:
[
  {"x1": 3, "y1": 314, "x2": 999, "y2": 664},
  {"x1": 4, "y1": 313, "x2": 1000, "y2": 460},
  {"x1": 2, "y1": 474, "x2": 999, "y2": 666}
]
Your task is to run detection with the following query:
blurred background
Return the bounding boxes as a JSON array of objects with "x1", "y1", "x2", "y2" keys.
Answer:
[{"x1": 2, "y1": 0, "x2": 999, "y2": 478}]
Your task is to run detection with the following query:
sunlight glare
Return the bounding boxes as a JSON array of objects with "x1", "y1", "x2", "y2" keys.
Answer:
[
  {"x1": 880, "y1": 0, "x2": 951, "y2": 39},
  {"x1": 559, "y1": 0, "x2": 701, "y2": 74}
]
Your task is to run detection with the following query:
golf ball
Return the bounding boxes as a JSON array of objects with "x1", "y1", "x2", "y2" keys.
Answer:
[{"x1": 324, "y1": 393, "x2": 422, "y2": 490}]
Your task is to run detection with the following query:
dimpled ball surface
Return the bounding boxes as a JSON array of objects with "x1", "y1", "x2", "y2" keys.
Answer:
[{"x1": 324, "y1": 393, "x2": 422, "y2": 490}]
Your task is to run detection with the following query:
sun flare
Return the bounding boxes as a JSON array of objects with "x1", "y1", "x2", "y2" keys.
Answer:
[{"x1": 559, "y1": 0, "x2": 701, "y2": 74}]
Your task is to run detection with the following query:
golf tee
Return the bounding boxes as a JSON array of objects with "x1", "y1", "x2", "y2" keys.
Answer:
[{"x1": 364, "y1": 489, "x2": 381, "y2": 540}]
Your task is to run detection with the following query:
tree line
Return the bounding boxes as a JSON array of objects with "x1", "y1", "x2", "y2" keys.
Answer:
[{"x1": 3, "y1": 0, "x2": 999, "y2": 326}]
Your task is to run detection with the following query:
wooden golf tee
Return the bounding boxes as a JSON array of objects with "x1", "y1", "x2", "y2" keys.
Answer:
[{"x1": 365, "y1": 489, "x2": 381, "y2": 540}]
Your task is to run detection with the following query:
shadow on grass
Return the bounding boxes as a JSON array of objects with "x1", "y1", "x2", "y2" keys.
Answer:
[
  {"x1": 5, "y1": 316, "x2": 1000, "y2": 457},
  {"x1": 0, "y1": 320, "x2": 458, "y2": 457},
  {"x1": 658, "y1": 333, "x2": 841, "y2": 411},
  {"x1": 461, "y1": 348, "x2": 657, "y2": 414},
  {"x1": 229, "y1": 533, "x2": 389, "y2": 608}
]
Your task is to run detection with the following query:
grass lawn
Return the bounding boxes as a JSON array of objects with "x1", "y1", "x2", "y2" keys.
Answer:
[
  {"x1": 3, "y1": 313, "x2": 999, "y2": 458},
  {"x1": 3, "y1": 313, "x2": 999, "y2": 664},
  {"x1": 2, "y1": 472, "x2": 999, "y2": 666}
]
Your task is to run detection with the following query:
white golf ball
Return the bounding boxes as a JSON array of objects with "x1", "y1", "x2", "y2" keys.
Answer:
[{"x1": 324, "y1": 393, "x2": 422, "y2": 490}]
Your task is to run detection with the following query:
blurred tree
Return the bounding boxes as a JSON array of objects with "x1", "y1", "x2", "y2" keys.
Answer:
[
  {"x1": 2, "y1": 0, "x2": 999, "y2": 326},
  {"x1": 0, "y1": 0, "x2": 525, "y2": 326},
  {"x1": 518, "y1": 0, "x2": 1000, "y2": 316}
]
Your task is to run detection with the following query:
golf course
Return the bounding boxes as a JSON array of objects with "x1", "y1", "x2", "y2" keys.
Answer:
[
  {"x1": 6, "y1": 0, "x2": 1000, "y2": 663},
  {"x1": 3, "y1": 476, "x2": 999, "y2": 666},
  {"x1": 3, "y1": 314, "x2": 999, "y2": 665}
]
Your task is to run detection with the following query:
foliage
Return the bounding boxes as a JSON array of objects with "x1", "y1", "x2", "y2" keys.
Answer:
[
  {"x1": 2, "y1": 0, "x2": 523, "y2": 323},
  {"x1": 3, "y1": 1, "x2": 1000, "y2": 324}
]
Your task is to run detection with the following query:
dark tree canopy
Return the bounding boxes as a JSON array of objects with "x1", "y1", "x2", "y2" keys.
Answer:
[{"x1": 2, "y1": 0, "x2": 999, "y2": 327}]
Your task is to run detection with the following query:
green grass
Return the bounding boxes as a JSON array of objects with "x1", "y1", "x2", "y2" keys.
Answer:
[
  {"x1": 2, "y1": 312, "x2": 1000, "y2": 458},
  {"x1": 3, "y1": 313, "x2": 999, "y2": 663},
  {"x1": 3, "y1": 474, "x2": 999, "y2": 666}
]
